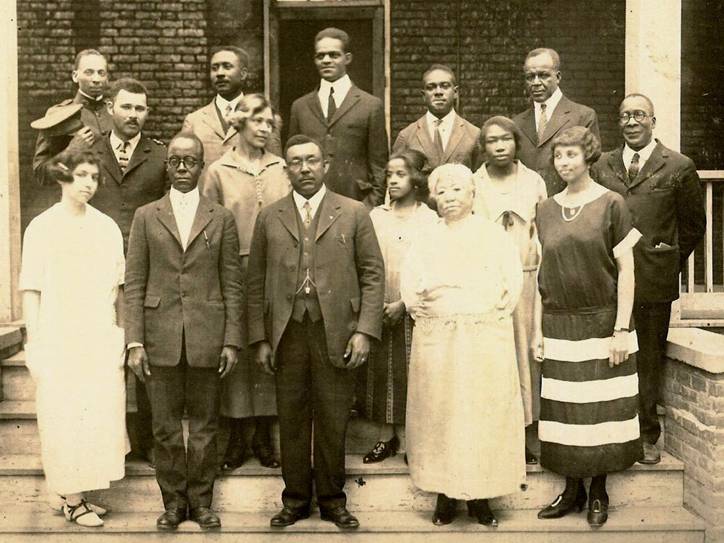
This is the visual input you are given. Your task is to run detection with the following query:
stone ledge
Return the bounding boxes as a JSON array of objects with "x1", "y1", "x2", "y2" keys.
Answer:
[{"x1": 666, "y1": 328, "x2": 724, "y2": 374}]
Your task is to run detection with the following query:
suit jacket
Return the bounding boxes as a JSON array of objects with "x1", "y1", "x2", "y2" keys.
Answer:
[
  {"x1": 247, "y1": 190, "x2": 385, "y2": 365},
  {"x1": 33, "y1": 91, "x2": 114, "y2": 185},
  {"x1": 288, "y1": 86, "x2": 388, "y2": 208},
  {"x1": 513, "y1": 95, "x2": 600, "y2": 196},
  {"x1": 124, "y1": 193, "x2": 243, "y2": 367},
  {"x1": 91, "y1": 133, "x2": 168, "y2": 252},
  {"x1": 182, "y1": 99, "x2": 282, "y2": 183},
  {"x1": 392, "y1": 113, "x2": 482, "y2": 174},
  {"x1": 591, "y1": 141, "x2": 706, "y2": 303}
]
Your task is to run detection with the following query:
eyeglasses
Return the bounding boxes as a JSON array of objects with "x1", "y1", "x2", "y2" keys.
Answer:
[
  {"x1": 167, "y1": 156, "x2": 199, "y2": 169},
  {"x1": 618, "y1": 111, "x2": 651, "y2": 124},
  {"x1": 287, "y1": 157, "x2": 322, "y2": 170}
]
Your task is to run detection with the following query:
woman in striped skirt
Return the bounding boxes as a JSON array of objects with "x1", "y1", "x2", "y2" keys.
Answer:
[{"x1": 534, "y1": 126, "x2": 643, "y2": 528}]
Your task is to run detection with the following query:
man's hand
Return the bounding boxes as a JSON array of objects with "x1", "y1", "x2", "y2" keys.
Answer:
[
  {"x1": 67, "y1": 127, "x2": 96, "y2": 150},
  {"x1": 383, "y1": 300, "x2": 406, "y2": 327},
  {"x1": 128, "y1": 346, "x2": 151, "y2": 382},
  {"x1": 218, "y1": 346, "x2": 239, "y2": 379},
  {"x1": 342, "y1": 332, "x2": 371, "y2": 369},
  {"x1": 254, "y1": 341, "x2": 276, "y2": 375}
]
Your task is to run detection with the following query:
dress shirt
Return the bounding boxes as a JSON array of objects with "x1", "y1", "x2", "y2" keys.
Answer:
[
  {"x1": 110, "y1": 131, "x2": 141, "y2": 165},
  {"x1": 534, "y1": 87, "x2": 563, "y2": 132},
  {"x1": 623, "y1": 138, "x2": 657, "y2": 171},
  {"x1": 292, "y1": 184, "x2": 327, "y2": 223},
  {"x1": 169, "y1": 186, "x2": 200, "y2": 251},
  {"x1": 318, "y1": 74, "x2": 352, "y2": 118},
  {"x1": 426, "y1": 109, "x2": 457, "y2": 151},
  {"x1": 215, "y1": 93, "x2": 243, "y2": 117}
]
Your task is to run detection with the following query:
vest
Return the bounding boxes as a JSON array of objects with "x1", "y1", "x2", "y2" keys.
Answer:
[{"x1": 291, "y1": 202, "x2": 323, "y2": 323}]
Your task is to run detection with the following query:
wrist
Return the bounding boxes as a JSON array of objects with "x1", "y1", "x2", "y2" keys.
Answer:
[{"x1": 613, "y1": 327, "x2": 630, "y2": 334}]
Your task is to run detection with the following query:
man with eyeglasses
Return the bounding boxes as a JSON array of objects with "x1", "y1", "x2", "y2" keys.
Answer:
[
  {"x1": 287, "y1": 27, "x2": 388, "y2": 209},
  {"x1": 393, "y1": 64, "x2": 481, "y2": 185},
  {"x1": 125, "y1": 133, "x2": 243, "y2": 531},
  {"x1": 247, "y1": 134, "x2": 384, "y2": 530},
  {"x1": 513, "y1": 47, "x2": 600, "y2": 196},
  {"x1": 591, "y1": 93, "x2": 705, "y2": 465}
]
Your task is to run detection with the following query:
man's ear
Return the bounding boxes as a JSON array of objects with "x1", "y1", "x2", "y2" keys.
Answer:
[
  {"x1": 345, "y1": 52, "x2": 353, "y2": 65},
  {"x1": 323, "y1": 159, "x2": 330, "y2": 174},
  {"x1": 240, "y1": 66, "x2": 249, "y2": 81},
  {"x1": 72, "y1": 70, "x2": 79, "y2": 84}
]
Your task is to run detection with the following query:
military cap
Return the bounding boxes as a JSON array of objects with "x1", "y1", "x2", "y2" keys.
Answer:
[{"x1": 31, "y1": 103, "x2": 84, "y2": 137}]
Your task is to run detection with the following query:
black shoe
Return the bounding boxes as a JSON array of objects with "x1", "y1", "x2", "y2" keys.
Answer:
[
  {"x1": 587, "y1": 498, "x2": 609, "y2": 527},
  {"x1": 525, "y1": 446, "x2": 538, "y2": 465},
  {"x1": 156, "y1": 508, "x2": 187, "y2": 531},
  {"x1": 467, "y1": 499, "x2": 498, "y2": 527},
  {"x1": 190, "y1": 507, "x2": 221, "y2": 530},
  {"x1": 252, "y1": 436, "x2": 280, "y2": 469},
  {"x1": 363, "y1": 435, "x2": 400, "y2": 464},
  {"x1": 320, "y1": 506, "x2": 360, "y2": 529},
  {"x1": 432, "y1": 493, "x2": 457, "y2": 526},
  {"x1": 270, "y1": 506, "x2": 310, "y2": 528},
  {"x1": 638, "y1": 442, "x2": 661, "y2": 465},
  {"x1": 537, "y1": 480, "x2": 587, "y2": 519}
]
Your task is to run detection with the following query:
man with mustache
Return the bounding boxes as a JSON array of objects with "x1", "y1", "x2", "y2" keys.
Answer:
[
  {"x1": 91, "y1": 77, "x2": 168, "y2": 466},
  {"x1": 33, "y1": 49, "x2": 113, "y2": 185},
  {"x1": 591, "y1": 93, "x2": 705, "y2": 465},
  {"x1": 182, "y1": 46, "x2": 281, "y2": 182},
  {"x1": 513, "y1": 48, "x2": 600, "y2": 196}
]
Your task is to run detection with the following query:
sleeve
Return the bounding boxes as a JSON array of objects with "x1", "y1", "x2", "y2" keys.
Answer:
[
  {"x1": 287, "y1": 101, "x2": 300, "y2": 139},
  {"x1": 246, "y1": 211, "x2": 268, "y2": 346},
  {"x1": 107, "y1": 221, "x2": 126, "y2": 287},
  {"x1": 18, "y1": 219, "x2": 44, "y2": 292},
  {"x1": 353, "y1": 204, "x2": 386, "y2": 340},
  {"x1": 391, "y1": 128, "x2": 407, "y2": 154},
  {"x1": 181, "y1": 114, "x2": 194, "y2": 134},
  {"x1": 219, "y1": 210, "x2": 244, "y2": 348},
  {"x1": 399, "y1": 234, "x2": 425, "y2": 317},
  {"x1": 675, "y1": 159, "x2": 706, "y2": 265},
  {"x1": 365, "y1": 99, "x2": 389, "y2": 208},
  {"x1": 124, "y1": 208, "x2": 150, "y2": 345},
  {"x1": 201, "y1": 165, "x2": 222, "y2": 204},
  {"x1": 585, "y1": 107, "x2": 601, "y2": 144},
  {"x1": 610, "y1": 195, "x2": 641, "y2": 259},
  {"x1": 500, "y1": 231, "x2": 524, "y2": 313}
]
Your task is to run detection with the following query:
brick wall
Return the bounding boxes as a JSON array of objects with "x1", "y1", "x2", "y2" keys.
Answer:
[{"x1": 390, "y1": 0, "x2": 626, "y2": 152}]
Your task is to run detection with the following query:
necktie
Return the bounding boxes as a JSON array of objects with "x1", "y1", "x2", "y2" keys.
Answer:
[
  {"x1": 628, "y1": 152, "x2": 640, "y2": 183},
  {"x1": 224, "y1": 103, "x2": 233, "y2": 119},
  {"x1": 537, "y1": 103, "x2": 548, "y2": 142},
  {"x1": 117, "y1": 141, "x2": 130, "y2": 173},
  {"x1": 303, "y1": 201, "x2": 312, "y2": 227},
  {"x1": 433, "y1": 118, "x2": 444, "y2": 157},
  {"x1": 327, "y1": 87, "x2": 336, "y2": 122}
]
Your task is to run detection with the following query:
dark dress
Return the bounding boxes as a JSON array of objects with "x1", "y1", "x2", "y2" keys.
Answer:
[{"x1": 536, "y1": 187, "x2": 643, "y2": 477}]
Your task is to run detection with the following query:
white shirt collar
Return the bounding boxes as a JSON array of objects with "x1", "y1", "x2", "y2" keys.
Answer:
[
  {"x1": 318, "y1": 74, "x2": 352, "y2": 110},
  {"x1": 534, "y1": 87, "x2": 563, "y2": 118},
  {"x1": 623, "y1": 138, "x2": 657, "y2": 169},
  {"x1": 110, "y1": 130, "x2": 142, "y2": 157},
  {"x1": 426, "y1": 109, "x2": 456, "y2": 131},
  {"x1": 292, "y1": 184, "x2": 327, "y2": 220},
  {"x1": 215, "y1": 93, "x2": 243, "y2": 115},
  {"x1": 169, "y1": 186, "x2": 200, "y2": 208}
]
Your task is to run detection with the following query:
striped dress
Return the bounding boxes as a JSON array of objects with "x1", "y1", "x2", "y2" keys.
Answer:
[{"x1": 536, "y1": 186, "x2": 643, "y2": 477}]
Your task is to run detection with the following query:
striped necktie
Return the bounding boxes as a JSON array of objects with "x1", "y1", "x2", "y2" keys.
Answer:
[
  {"x1": 628, "y1": 152, "x2": 640, "y2": 183},
  {"x1": 537, "y1": 103, "x2": 548, "y2": 142},
  {"x1": 433, "y1": 118, "x2": 444, "y2": 157},
  {"x1": 117, "y1": 141, "x2": 130, "y2": 173}
]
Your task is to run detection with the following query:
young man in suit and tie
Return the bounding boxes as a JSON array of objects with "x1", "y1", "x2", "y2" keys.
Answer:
[
  {"x1": 247, "y1": 135, "x2": 385, "y2": 529},
  {"x1": 513, "y1": 48, "x2": 600, "y2": 196},
  {"x1": 182, "y1": 46, "x2": 282, "y2": 182},
  {"x1": 591, "y1": 94, "x2": 705, "y2": 464},
  {"x1": 287, "y1": 28, "x2": 388, "y2": 209},
  {"x1": 393, "y1": 64, "x2": 481, "y2": 176},
  {"x1": 125, "y1": 133, "x2": 243, "y2": 531},
  {"x1": 90, "y1": 77, "x2": 167, "y2": 466}
]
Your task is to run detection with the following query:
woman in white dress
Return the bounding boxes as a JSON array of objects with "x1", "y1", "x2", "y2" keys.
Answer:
[
  {"x1": 20, "y1": 149, "x2": 129, "y2": 527},
  {"x1": 401, "y1": 163, "x2": 525, "y2": 527},
  {"x1": 473, "y1": 115, "x2": 548, "y2": 464}
]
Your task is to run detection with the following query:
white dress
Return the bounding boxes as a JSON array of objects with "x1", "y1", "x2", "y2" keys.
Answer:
[
  {"x1": 19, "y1": 203, "x2": 129, "y2": 495},
  {"x1": 401, "y1": 214, "x2": 526, "y2": 499}
]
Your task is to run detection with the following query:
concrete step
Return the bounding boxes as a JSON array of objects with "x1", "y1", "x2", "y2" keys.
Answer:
[
  {"x1": 0, "y1": 506, "x2": 706, "y2": 542},
  {"x1": 0, "y1": 452, "x2": 685, "y2": 513},
  {"x1": 1, "y1": 353, "x2": 34, "y2": 401}
]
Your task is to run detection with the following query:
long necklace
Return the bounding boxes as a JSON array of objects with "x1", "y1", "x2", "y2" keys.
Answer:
[{"x1": 561, "y1": 203, "x2": 585, "y2": 222}]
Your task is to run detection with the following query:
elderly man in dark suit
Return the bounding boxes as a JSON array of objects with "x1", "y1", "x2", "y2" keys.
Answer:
[
  {"x1": 247, "y1": 135, "x2": 384, "y2": 529},
  {"x1": 125, "y1": 133, "x2": 243, "y2": 531},
  {"x1": 513, "y1": 47, "x2": 600, "y2": 196},
  {"x1": 393, "y1": 64, "x2": 481, "y2": 176},
  {"x1": 288, "y1": 27, "x2": 388, "y2": 208},
  {"x1": 33, "y1": 49, "x2": 113, "y2": 185},
  {"x1": 591, "y1": 93, "x2": 705, "y2": 464}
]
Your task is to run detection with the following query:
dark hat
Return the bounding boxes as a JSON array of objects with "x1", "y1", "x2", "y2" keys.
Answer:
[{"x1": 30, "y1": 103, "x2": 84, "y2": 137}]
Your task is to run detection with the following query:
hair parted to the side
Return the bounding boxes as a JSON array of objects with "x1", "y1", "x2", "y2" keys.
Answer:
[
  {"x1": 314, "y1": 27, "x2": 351, "y2": 52},
  {"x1": 107, "y1": 77, "x2": 148, "y2": 102},
  {"x1": 227, "y1": 94, "x2": 276, "y2": 131},
  {"x1": 50, "y1": 148, "x2": 104, "y2": 185},
  {"x1": 525, "y1": 47, "x2": 561, "y2": 70},
  {"x1": 422, "y1": 64, "x2": 457, "y2": 85},
  {"x1": 284, "y1": 134, "x2": 325, "y2": 160},
  {"x1": 550, "y1": 126, "x2": 601, "y2": 165},
  {"x1": 209, "y1": 45, "x2": 250, "y2": 68},
  {"x1": 388, "y1": 149, "x2": 429, "y2": 198},
  {"x1": 74, "y1": 49, "x2": 106, "y2": 70}
]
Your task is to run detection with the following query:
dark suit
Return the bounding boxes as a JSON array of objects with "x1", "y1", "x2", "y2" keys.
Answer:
[
  {"x1": 591, "y1": 141, "x2": 706, "y2": 443},
  {"x1": 513, "y1": 95, "x2": 599, "y2": 196},
  {"x1": 33, "y1": 91, "x2": 113, "y2": 185},
  {"x1": 288, "y1": 86, "x2": 388, "y2": 208},
  {"x1": 393, "y1": 113, "x2": 482, "y2": 175},
  {"x1": 125, "y1": 193, "x2": 243, "y2": 510},
  {"x1": 247, "y1": 189, "x2": 384, "y2": 510}
]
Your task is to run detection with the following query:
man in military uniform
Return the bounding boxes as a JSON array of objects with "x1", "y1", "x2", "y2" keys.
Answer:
[{"x1": 32, "y1": 49, "x2": 113, "y2": 185}]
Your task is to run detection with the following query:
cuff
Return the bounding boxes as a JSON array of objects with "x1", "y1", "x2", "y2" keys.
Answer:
[{"x1": 613, "y1": 228, "x2": 642, "y2": 259}]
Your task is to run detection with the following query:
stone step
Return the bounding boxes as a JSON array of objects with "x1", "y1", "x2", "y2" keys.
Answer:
[
  {"x1": 0, "y1": 452, "x2": 685, "y2": 513},
  {"x1": 1, "y1": 353, "x2": 34, "y2": 401},
  {"x1": 0, "y1": 506, "x2": 706, "y2": 542}
]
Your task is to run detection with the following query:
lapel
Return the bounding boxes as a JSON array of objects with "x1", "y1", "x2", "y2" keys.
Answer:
[
  {"x1": 155, "y1": 194, "x2": 182, "y2": 249},
  {"x1": 538, "y1": 96, "x2": 574, "y2": 147},
  {"x1": 200, "y1": 100, "x2": 238, "y2": 143},
  {"x1": 100, "y1": 134, "x2": 123, "y2": 184},
  {"x1": 413, "y1": 116, "x2": 438, "y2": 162},
  {"x1": 519, "y1": 108, "x2": 537, "y2": 146},
  {"x1": 315, "y1": 192, "x2": 342, "y2": 241},
  {"x1": 442, "y1": 115, "x2": 467, "y2": 163},
  {"x1": 628, "y1": 141, "x2": 667, "y2": 191},
  {"x1": 328, "y1": 86, "x2": 362, "y2": 128},
  {"x1": 304, "y1": 91, "x2": 327, "y2": 127},
  {"x1": 277, "y1": 193, "x2": 300, "y2": 242},
  {"x1": 123, "y1": 135, "x2": 151, "y2": 178},
  {"x1": 607, "y1": 146, "x2": 629, "y2": 186},
  {"x1": 186, "y1": 196, "x2": 215, "y2": 250}
]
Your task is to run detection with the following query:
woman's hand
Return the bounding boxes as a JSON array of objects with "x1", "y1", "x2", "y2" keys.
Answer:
[
  {"x1": 384, "y1": 300, "x2": 406, "y2": 327},
  {"x1": 609, "y1": 331, "x2": 630, "y2": 367}
]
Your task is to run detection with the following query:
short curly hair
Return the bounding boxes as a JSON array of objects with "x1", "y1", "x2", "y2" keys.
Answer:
[
  {"x1": 550, "y1": 126, "x2": 601, "y2": 165},
  {"x1": 427, "y1": 163, "x2": 475, "y2": 199},
  {"x1": 227, "y1": 93, "x2": 276, "y2": 132},
  {"x1": 49, "y1": 148, "x2": 104, "y2": 185}
]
